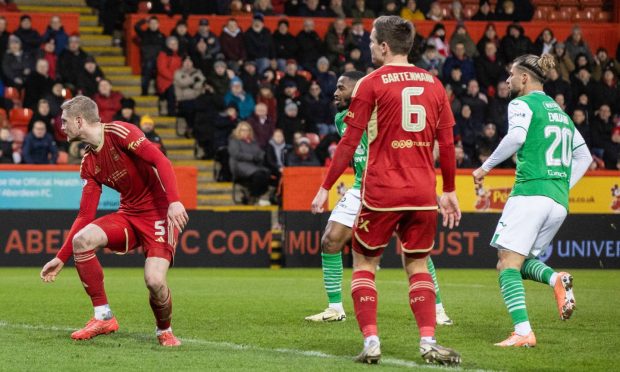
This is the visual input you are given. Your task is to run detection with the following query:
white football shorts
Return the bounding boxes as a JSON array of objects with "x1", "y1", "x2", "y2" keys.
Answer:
[
  {"x1": 491, "y1": 195, "x2": 567, "y2": 258},
  {"x1": 328, "y1": 188, "x2": 361, "y2": 228}
]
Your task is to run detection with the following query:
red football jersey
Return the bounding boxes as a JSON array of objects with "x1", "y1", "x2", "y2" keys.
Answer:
[{"x1": 344, "y1": 64, "x2": 455, "y2": 210}]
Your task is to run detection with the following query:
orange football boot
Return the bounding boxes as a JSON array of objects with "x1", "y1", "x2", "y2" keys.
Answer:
[
  {"x1": 158, "y1": 330, "x2": 182, "y2": 347},
  {"x1": 554, "y1": 272, "x2": 576, "y2": 320},
  {"x1": 71, "y1": 317, "x2": 119, "y2": 340},
  {"x1": 495, "y1": 332, "x2": 537, "y2": 347}
]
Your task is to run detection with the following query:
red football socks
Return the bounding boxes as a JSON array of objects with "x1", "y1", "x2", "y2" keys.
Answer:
[
  {"x1": 351, "y1": 270, "x2": 378, "y2": 338},
  {"x1": 74, "y1": 249, "x2": 108, "y2": 307},
  {"x1": 408, "y1": 273, "x2": 436, "y2": 338},
  {"x1": 150, "y1": 288, "x2": 172, "y2": 330}
]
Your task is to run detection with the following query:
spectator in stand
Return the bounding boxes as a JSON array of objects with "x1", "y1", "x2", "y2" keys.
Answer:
[
  {"x1": 380, "y1": 0, "x2": 400, "y2": 16},
  {"x1": 94, "y1": 79, "x2": 123, "y2": 122},
  {"x1": 247, "y1": 102, "x2": 275, "y2": 149},
  {"x1": 498, "y1": 23, "x2": 531, "y2": 65},
  {"x1": 76, "y1": 56, "x2": 104, "y2": 98},
  {"x1": 572, "y1": 108, "x2": 591, "y2": 149},
  {"x1": 22, "y1": 120, "x2": 58, "y2": 164},
  {"x1": 590, "y1": 104, "x2": 614, "y2": 164},
  {"x1": 455, "y1": 104, "x2": 481, "y2": 159},
  {"x1": 0, "y1": 126, "x2": 16, "y2": 164},
  {"x1": 224, "y1": 77, "x2": 255, "y2": 120},
  {"x1": 174, "y1": 56, "x2": 205, "y2": 136},
  {"x1": 454, "y1": 144, "x2": 472, "y2": 168},
  {"x1": 571, "y1": 53, "x2": 591, "y2": 83},
  {"x1": 472, "y1": 0, "x2": 494, "y2": 21},
  {"x1": 450, "y1": 23, "x2": 478, "y2": 59},
  {"x1": 0, "y1": 17, "x2": 9, "y2": 75},
  {"x1": 215, "y1": 102, "x2": 240, "y2": 149},
  {"x1": 426, "y1": 1, "x2": 444, "y2": 21},
  {"x1": 572, "y1": 67, "x2": 600, "y2": 112},
  {"x1": 157, "y1": 36, "x2": 182, "y2": 116},
  {"x1": 325, "y1": 17, "x2": 349, "y2": 72},
  {"x1": 350, "y1": 0, "x2": 375, "y2": 18},
  {"x1": 551, "y1": 42, "x2": 575, "y2": 82},
  {"x1": 279, "y1": 59, "x2": 310, "y2": 96},
  {"x1": 475, "y1": 41, "x2": 503, "y2": 93},
  {"x1": 475, "y1": 122, "x2": 499, "y2": 158},
  {"x1": 427, "y1": 23, "x2": 449, "y2": 59},
  {"x1": 42, "y1": 16, "x2": 68, "y2": 56},
  {"x1": 2, "y1": 35, "x2": 33, "y2": 88},
  {"x1": 401, "y1": 0, "x2": 425, "y2": 21},
  {"x1": 416, "y1": 44, "x2": 443, "y2": 78},
  {"x1": 239, "y1": 60, "x2": 260, "y2": 98},
  {"x1": 150, "y1": 0, "x2": 182, "y2": 16},
  {"x1": 592, "y1": 48, "x2": 620, "y2": 82},
  {"x1": 28, "y1": 98, "x2": 53, "y2": 133},
  {"x1": 273, "y1": 19, "x2": 298, "y2": 71},
  {"x1": 279, "y1": 101, "x2": 304, "y2": 144},
  {"x1": 476, "y1": 23, "x2": 499, "y2": 57},
  {"x1": 220, "y1": 18, "x2": 246, "y2": 70},
  {"x1": 244, "y1": 13, "x2": 276, "y2": 74},
  {"x1": 134, "y1": 16, "x2": 165, "y2": 96},
  {"x1": 298, "y1": 0, "x2": 329, "y2": 17},
  {"x1": 346, "y1": 20, "x2": 371, "y2": 68},
  {"x1": 171, "y1": 20, "x2": 191, "y2": 57},
  {"x1": 286, "y1": 136, "x2": 320, "y2": 166},
  {"x1": 486, "y1": 81, "x2": 510, "y2": 137},
  {"x1": 461, "y1": 79, "x2": 488, "y2": 124},
  {"x1": 13, "y1": 15, "x2": 41, "y2": 58},
  {"x1": 254, "y1": 0, "x2": 275, "y2": 15},
  {"x1": 406, "y1": 22, "x2": 426, "y2": 65},
  {"x1": 228, "y1": 121, "x2": 271, "y2": 203},
  {"x1": 140, "y1": 115, "x2": 166, "y2": 155},
  {"x1": 543, "y1": 67, "x2": 571, "y2": 107},
  {"x1": 314, "y1": 57, "x2": 337, "y2": 98},
  {"x1": 208, "y1": 60, "x2": 231, "y2": 99},
  {"x1": 193, "y1": 82, "x2": 223, "y2": 159},
  {"x1": 565, "y1": 26, "x2": 593, "y2": 65},
  {"x1": 192, "y1": 18, "x2": 220, "y2": 73},
  {"x1": 346, "y1": 48, "x2": 367, "y2": 72},
  {"x1": 58, "y1": 36, "x2": 89, "y2": 90},
  {"x1": 327, "y1": 0, "x2": 347, "y2": 18},
  {"x1": 533, "y1": 28, "x2": 556, "y2": 56},
  {"x1": 23, "y1": 59, "x2": 54, "y2": 110},
  {"x1": 599, "y1": 69, "x2": 619, "y2": 114},
  {"x1": 444, "y1": 65, "x2": 467, "y2": 97},
  {"x1": 302, "y1": 81, "x2": 333, "y2": 136},
  {"x1": 38, "y1": 37, "x2": 57, "y2": 80},
  {"x1": 265, "y1": 128, "x2": 286, "y2": 196},
  {"x1": 257, "y1": 83, "x2": 278, "y2": 122},
  {"x1": 43, "y1": 82, "x2": 65, "y2": 117},
  {"x1": 450, "y1": 0, "x2": 465, "y2": 21},
  {"x1": 113, "y1": 97, "x2": 141, "y2": 126},
  {"x1": 443, "y1": 42, "x2": 475, "y2": 83},
  {"x1": 230, "y1": 0, "x2": 252, "y2": 16},
  {"x1": 610, "y1": 126, "x2": 620, "y2": 170},
  {"x1": 296, "y1": 19, "x2": 323, "y2": 73}
]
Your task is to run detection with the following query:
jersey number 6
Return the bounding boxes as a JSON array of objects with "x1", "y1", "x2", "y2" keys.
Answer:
[{"x1": 401, "y1": 87, "x2": 426, "y2": 132}]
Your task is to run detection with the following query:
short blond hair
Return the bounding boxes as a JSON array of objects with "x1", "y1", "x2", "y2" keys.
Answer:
[
  {"x1": 232, "y1": 121, "x2": 254, "y2": 141},
  {"x1": 61, "y1": 95, "x2": 100, "y2": 124}
]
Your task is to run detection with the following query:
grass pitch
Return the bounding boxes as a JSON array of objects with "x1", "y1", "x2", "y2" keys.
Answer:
[{"x1": 0, "y1": 268, "x2": 618, "y2": 371}]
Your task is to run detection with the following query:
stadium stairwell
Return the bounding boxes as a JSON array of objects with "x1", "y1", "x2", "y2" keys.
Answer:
[{"x1": 12, "y1": 0, "x2": 276, "y2": 210}]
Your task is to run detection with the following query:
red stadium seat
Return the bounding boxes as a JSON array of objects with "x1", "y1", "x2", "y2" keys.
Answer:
[
  {"x1": 61, "y1": 87, "x2": 73, "y2": 99},
  {"x1": 561, "y1": 6, "x2": 579, "y2": 15},
  {"x1": 4, "y1": 87, "x2": 22, "y2": 107},
  {"x1": 297, "y1": 70, "x2": 312, "y2": 82},
  {"x1": 572, "y1": 10, "x2": 594, "y2": 22},
  {"x1": 9, "y1": 108, "x2": 33, "y2": 129},
  {"x1": 596, "y1": 11, "x2": 611, "y2": 22},
  {"x1": 548, "y1": 9, "x2": 572, "y2": 21},
  {"x1": 532, "y1": 8, "x2": 548, "y2": 20},
  {"x1": 560, "y1": 0, "x2": 580, "y2": 7},
  {"x1": 580, "y1": 0, "x2": 602, "y2": 6},
  {"x1": 0, "y1": 107, "x2": 7, "y2": 122},
  {"x1": 138, "y1": 1, "x2": 152, "y2": 13}
]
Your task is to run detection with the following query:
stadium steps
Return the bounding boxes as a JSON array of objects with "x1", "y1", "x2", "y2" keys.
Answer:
[
  {"x1": 101, "y1": 66, "x2": 133, "y2": 76},
  {"x1": 133, "y1": 96, "x2": 158, "y2": 107},
  {"x1": 15, "y1": 0, "x2": 86, "y2": 5},
  {"x1": 116, "y1": 86, "x2": 141, "y2": 96},
  {"x1": 82, "y1": 46, "x2": 122, "y2": 56},
  {"x1": 108, "y1": 75, "x2": 141, "y2": 87},
  {"x1": 94, "y1": 56, "x2": 126, "y2": 66},
  {"x1": 79, "y1": 26, "x2": 104, "y2": 35},
  {"x1": 198, "y1": 182, "x2": 233, "y2": 195},
  {"x1": 165, "y1": 138, "x2": 194, "y2": 150},
  {"x1": 135, "y1": 106, "x2": 159, "y2": 117},
  {"x1": 80, "y1": 34, "x2": 113, "y2": 47},
  {"x1": 80, "y1": 15, "x2": 99, "y2": 28}
]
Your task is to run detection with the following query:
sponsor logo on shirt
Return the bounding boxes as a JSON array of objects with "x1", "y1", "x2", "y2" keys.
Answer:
[
  {"x1": 390, "y1": 140, "x2": 431, "y2": 149},
  {"x1": 128, "y1": 136, "x2": 147, "y2": 151}
]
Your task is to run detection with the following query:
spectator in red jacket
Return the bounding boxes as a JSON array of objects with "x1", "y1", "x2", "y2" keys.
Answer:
[
  {"x1": 94, "y1": 79, "x2": 123, "y2": 123},
  {"x1": 157, "y1": 36, "x2": 182, "y2": 115}
]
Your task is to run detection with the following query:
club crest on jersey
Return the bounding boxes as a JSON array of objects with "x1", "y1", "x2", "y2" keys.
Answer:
[
  {"x1": 110, "y1": 148, "x2": 120, "y2": 161},
  {"x1": 128, "y1": 136, "x2": 146, "y2": 151}
]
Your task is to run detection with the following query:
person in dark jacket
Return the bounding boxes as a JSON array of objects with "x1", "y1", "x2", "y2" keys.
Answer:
[
  {"x1": 149, "y1": 0, "x2": 182, "y2": 16},
  {"x1": 2, "y1": 35, "x2": 33, "y2": 88},
  {"x1": 278, "y1": 101, "x2": 304, "y2": 144},
  {"x1": 474, "y1": 41, "x2": 503, "y2": 93},
  {"x1": 239, "y1": 60, "x2": 260, "y2": 98},
  {"x1": 302, "y1": 81, "x2": 334, "y2": 136},
  {"x1": 486, "y1": 81, "x2": 510, "y2": 137},
  {"x1": 214, "y1": 102, "x2": 240, "y2": 150},
  {"x1": 265, "y1": 128, "x2": 286, "y2": 180},
  {"x1": 191, "y1": 18, "x2": 220, "y2": 73},
  {"x1": 58, "y1": 36, "x2": 89, "y2": 89},
  {"x1": 543, "y1": 67, "x2": 572, "y2": 110},
  {"x1": 0, "y1": 127, "x2": 16, "y2": 164},
  {"x1": 22, "y1": 121, "x2": 58, "y2": 164},
  {"x1": 23, "y1": 59, "x2": 55, "y2": 110},
  {"x1": 472, "y1": 0, "x2": 495, "y2": 21},
  {"x1": 170, "y1": 19, "x2": 192, "y2": 57},
  {"x1": 460, "y1": 79, "x2": 488, "y2": 126},
  {"x1": 297, "y1": 0, "x2": 329, "y2": 17},
  {"x1": 193, "y1": 83, "x2": 223, "y2": 159},
  {"x1": 345, "y1": 19, "x2": 371, "y2": 69},
  {"x1": 498, "y1": 23, "x2": 532, "y2": 65},
  {"x1": 571, "y1": 108, "x2": 591, "y2": 149},
  {"x1": 228, "y1": 121, "x2": 271, "y2": 202},
  {"x1": 0, "y1": 16, "x2": 10, "y2": 81},
  {"x1": 13, "y1": 15, "x2": 41, "y2": 57},
  {"x1": 286, "y1": 137, "x2": 320, "y2": 166},
  {"x1": 220, "y1": 18, "x2": 246, "y2": 70},
  {"x1": 324, "y1": 18, "x2": 349, "y2": 72},
  {"x1": 42, "y1": 16, "x2": 69, "y2": 55},
  {"x1": 113, "y1": 97, "x2": 141, "y2": 126},
  {"x1": 76, "y1": 56, "x2": 104, "y2": 97},
  {"x1": 278, "y1": 59, "x2": 310, "y2": 96},
  {"x1": 247, "y1": 102, "x2": 275, "y2": 149},
  {"x1": 296, "y1": 18, "x2": 323, "y2": 73},
  {"x1": 28, "y1": 99, "x2": 54, "y2": 134},
  {"x1": 443, "y1": 42, "x2": 475, "y2": 83},
  {"x1": 134, "y1": 16, "x2": 165, "y2": 95},
  {"x1": 273, "y1": 19, "x2": 298, "y2": 70},
  {"x1": 208, "y1": 60, "x2": 231, "y2": 99},
  {"x1": 244, "y1": 13, "x2": 275, "y2": 74}
]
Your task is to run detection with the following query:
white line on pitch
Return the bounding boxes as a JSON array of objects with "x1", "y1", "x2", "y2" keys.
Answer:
[{"x1": 0, "y1": 320, "x2": 494, "y2": 371}]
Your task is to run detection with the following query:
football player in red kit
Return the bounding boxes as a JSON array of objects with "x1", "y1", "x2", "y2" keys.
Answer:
[
  {"x1": 311, "y1": 16, "x2": 461, "y2": 365},
  {"x1": 40, "y1": 96, "x2": 189, "y2": 347}
]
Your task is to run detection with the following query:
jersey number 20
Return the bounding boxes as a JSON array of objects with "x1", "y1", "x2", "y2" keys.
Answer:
[
  {"x1": 545, "y1": 126, "x2": 572, "y2": 167},
  {"x1": 401, "y1": 87, "x2": 426, "y2": 132}
]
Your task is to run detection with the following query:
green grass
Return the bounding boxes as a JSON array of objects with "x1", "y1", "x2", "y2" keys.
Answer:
[{"x1": 0, "y1": 268, "x2": 618, "y2": 371}]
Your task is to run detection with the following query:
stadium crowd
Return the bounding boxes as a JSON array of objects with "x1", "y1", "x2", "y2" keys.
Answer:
[{"x1": 1, "y1": 0, "x2": 619, "y2": 185}]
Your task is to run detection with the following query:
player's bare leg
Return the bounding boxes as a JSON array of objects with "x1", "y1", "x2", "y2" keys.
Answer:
[
  {"x1": 145, "y1": 257, "x2": 180, "y2": 346},
  {"x1": 403, "y1": 255, "x2": 461, "y2": 365},
  {"x1": 305, "y1": 221, "x2": 350, "y2": 322},
  {"x1": 351, "y1": 250, "x2": 381, "y2": 364},
  {"x1": 495, "y1": 249, "x2": 537, "y2": 347},
  {"x1": 71, "y1": 224, "x2": 119, "y2": 340}
]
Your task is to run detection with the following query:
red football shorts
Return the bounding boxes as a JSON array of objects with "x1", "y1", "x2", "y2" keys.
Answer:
[
  {"x1": 352, "y1": 206, "x2": 437, "y2": 259},
  {"x1": 91, "y1": 209, "x2": 178, "y2": 263}
]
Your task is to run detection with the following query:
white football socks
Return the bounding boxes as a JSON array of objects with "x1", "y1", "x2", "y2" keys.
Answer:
[
  {"x1": 549, "y1": 272, "x2": 558, "y2": 287},
  {"x1": 328, "y1": 302, "x2": 344, "y2": 313},
  {"x1": 364, "y1": 335, "x2": 380, "y2": 347},
  {"x1": 94, "y1": 304, "x2": 112, "y2": 320},
  {"x1": 514, "y1": 321, "x2": 532, "y2": 336}
]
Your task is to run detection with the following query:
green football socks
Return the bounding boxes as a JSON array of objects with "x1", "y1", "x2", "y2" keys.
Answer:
[
  {"x1": 521, "y1": 258, "x2": 555, "y2": 286},
  {"x1": 322, "y1": 252, "x2": 343, "y2": 305},
  {"x1": 427, "y1": 257, "x2": 442, "y2": 305},
  {"x1": 499, "y1": 268, "x2": 529, "y2": 326}
]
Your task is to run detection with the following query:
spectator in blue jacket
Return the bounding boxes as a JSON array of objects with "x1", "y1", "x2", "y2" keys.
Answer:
[
  {"x1": 42, "y1": 16, "x2": 69, "y2": 55},
  {"x1": 442, "y1": 42, "x2": 475, "y2": 83},
  {"x1": 22, "y1": 120, "x2": 58, "y2": 164},
  {"x1": 224, "y1": 77, "x2": 256, "y2": 120}
]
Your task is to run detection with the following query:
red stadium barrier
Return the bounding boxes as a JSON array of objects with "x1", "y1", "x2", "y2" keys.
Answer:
[
  {"x1": 125, "y1": 14, "x2": 620, "y2": 74},
  {"x1": 1, "y1": 13, "x2": 80, "y2": 36}
]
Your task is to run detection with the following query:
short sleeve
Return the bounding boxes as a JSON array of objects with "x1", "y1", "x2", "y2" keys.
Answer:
[
  {"x1": 507, "y1": 99, "x2": 533, "y2": 133},
  {"x1": 437, "y1": 86, "x2": 455, "y2": 129},
  {"x1": 344, "y1": 76, "x2": 375, "y2": 130},
  {"x1": 572, "y1": 128, "x2": 586, "y2": 151}
]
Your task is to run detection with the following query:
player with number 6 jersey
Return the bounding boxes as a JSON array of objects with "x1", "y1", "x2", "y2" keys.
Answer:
[
  {"x1": 39, "y1": 96, "x2": 189, "y2": 347},
  {"x1": 473, "y1": 54, "x2": 592, "y2": 348}
]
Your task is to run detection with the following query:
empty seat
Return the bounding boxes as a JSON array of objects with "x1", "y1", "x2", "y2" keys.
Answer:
[{"x1": 9, "y1": 108, "x2": 33, "y2": 128}]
